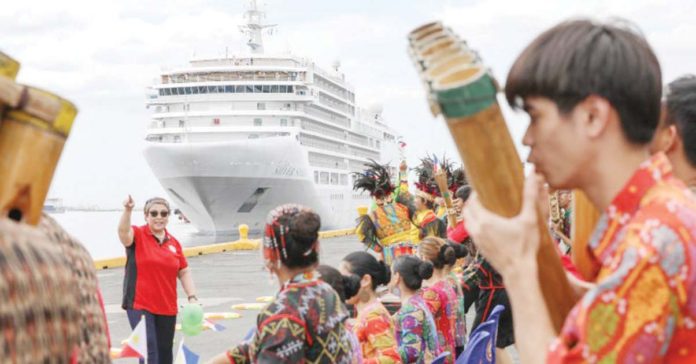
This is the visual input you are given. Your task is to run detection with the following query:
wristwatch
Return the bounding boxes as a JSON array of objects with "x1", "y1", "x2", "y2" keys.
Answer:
[{"x1": 187, "y1": 295, "x2": 198, "y2": 302}]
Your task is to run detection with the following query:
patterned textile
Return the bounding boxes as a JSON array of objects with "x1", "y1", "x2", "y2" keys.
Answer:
[
  {"x1": 446, "y1": 272, "x2": 467, "y2": 349},
  {"x1": 548, "y1": 153, "x2": 696, "y2": 363},
  {"x1": 356, "y1": 203, "x2": 420, "y2": 266},
  {"x1": 393, "y1": 294, "x2": 441, "y2": 363},
  {"x1": 38, "y1": 215, "x2": 112, "y2": 363},
  {"x1": 227, "y1": 271, "x2": 353, "y2": 364},
  {"x1": 412, "y1": 209, "x2": 446, "y2": 239},
  {"x1": 421, "y1": 280, "x2": 457, "y2": 364},
  {"x1": 352, "y1": 300, "x2": 400, "y2": 364},
  {"x1": 0, "y1": 218, "x2": 81, "y2": 363}
]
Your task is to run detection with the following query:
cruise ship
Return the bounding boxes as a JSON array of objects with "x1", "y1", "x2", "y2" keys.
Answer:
[{"x1": 143, "y1": 1, "x2": 403, "y2": 233}]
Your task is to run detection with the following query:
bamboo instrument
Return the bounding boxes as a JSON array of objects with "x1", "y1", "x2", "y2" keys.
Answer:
[
  {"x1": 433, "y1": 169, "x2": 457, "y2": 227},
  {"x1": 0, "y1": 82, "x2": 77, "y2": 225},
  {"x1": 571, "y1": 190, "x2": 601, "y2": 281},
  {"x1": 0, "y1": 52, "x2": 20, "y2": 119},
  {"x1": 407, "y1": 24, "x2": 576, "y2": 332}
]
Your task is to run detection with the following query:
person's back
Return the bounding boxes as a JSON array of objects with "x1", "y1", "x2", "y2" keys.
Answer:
[
  {"x1": 229, "y1": 275, "x2": 353, "y2": 363},
  {"x1": 0, "y1": 218, "x2": 82, "y2": 362}
]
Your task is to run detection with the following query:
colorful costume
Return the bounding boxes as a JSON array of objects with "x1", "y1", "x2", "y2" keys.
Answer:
[
  {"x1": 352, "y1": 300, "x2": 400, "y2": 364},
  {"x1": 412, "y1": 156, "x2": 451, "y2": 238},
  {"x1": 548, "y1": 154, "x2": 696, "y2": 363},
  {"x1": 227, "y1": 272, "x2": 353, "y2": 364},
  {"x1": 394, "y1": 294, "x2": 442, "y2": 364},
  {"x1": 421, "y1": 280, "x2": 458, "y2": 364},
  {"x1": 446, "y1": 272, "x2": 467, "y2": 353},
  {"x1": 354, "y1": 160, "x2": 421, "y2": 265}
]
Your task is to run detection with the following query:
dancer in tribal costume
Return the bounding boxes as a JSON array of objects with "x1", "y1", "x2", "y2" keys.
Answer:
[
  {"x1": 418, "y1": 237, "x2": 458, "y2": 364},
  {"x1": 390, "y1": 255, "x2": 442, "y2": 364},
  {"x1": 212, "y1": 204, "x2": 353, "y2": 364},
  {"x1": 412, "y1": 156, "x2": 447, "y2": 238},
  {"x1": 340, "y1": 252, "x2": 400, "y2": 364},
  {"x1": 354, "y1": 160, "x2": 421, "y2": 266}
]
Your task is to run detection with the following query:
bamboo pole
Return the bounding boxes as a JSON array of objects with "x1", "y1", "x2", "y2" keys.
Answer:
[
  {"x1": 0, "y1": 84, "x2": 77, "y2": 225},
  {"x1": 407, "y1": 26, "x2": 577, "y2": 333},
  {"x1": 433, "y1": 169, "x2": 457, "y2": 227}
]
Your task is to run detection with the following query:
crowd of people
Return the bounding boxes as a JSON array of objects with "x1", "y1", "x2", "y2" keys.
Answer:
[{"x1": 3, "y1": 15, "x2": 696, "y2": 364}]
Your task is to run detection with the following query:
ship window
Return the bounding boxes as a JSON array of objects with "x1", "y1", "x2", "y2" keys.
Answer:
[
  {"x1": 280, "y1": 118, "x2": 287, "y2": 127},
  {"x1": 279, "y1": 85, "x2": 287, "y2": 93},
  {"x1": 330, "y1": 173, "x2": 338, "y2": 185},
  {"x1": 173, "y1": 135, "x2": 181, "y2": 143},
  {"x1": 172, "y1": 88, "x2": 178, "y2": 95},
  {"x1": 254, "y1": 85, "x2": 262, "y2": 93},
  {"x1": 245, "y1": 85, "x2": 254, "y2": 93},
  {"x1": 192, "y1": 87, "x2": 199, "y2": 94},
  {"x1": 198, "y1": 86, "x2": 207, "y2": 94},
  {"x1": 178, "y1": 87, "x2": 185, "y2": 95},
  {"x1": 159, "y1": 89, "x2": 164, "y2": 96},
  {"x1": 236, "y1": 85, "x2": 245, "y2": 93},
  {"x1": 320, "y1": 172, "x2": 329, "y2": 184},
  {"x1": 376, "y1": 140, "x2": 380, "y2": 148},
  {"x1": 179, "y1": 120, "x2": 185, "y2": 127},
  {"x1": 314, "y1": 171, "x2": 319, "y2": 183},
  {"x1": 287, "y1": 86, "x2": 294, "y2": 93},
  {"x1": 340, "y1": 174, "x2": 348, "y2": 185},
  {"x1": 185, "y1": 87, "x2": 192, "y2": 94},
  {"x1": 257, "y1": 103, "x2": 265, "y2": 110},
  {"x1": 254, "y1": 118, "x2": 262, "y2": 126},
  {"x1": 262, "y1": 85, "x2": 270, "y2": 93},
  {"x1": 271, "y1": 85, "x2": 279, "y2": 93},
  {"x1": 208, "y1": 86, "x2": 217, "y2": 93},
  {"x1": 162, "y1": 88, "x2": 170, "y2": 96},
  {"x1": 217, "y1": 85, "x2": 225, "y2": 93},
  {"x1": 225, "y1": 85, "x2": 234, "y2": 93}
]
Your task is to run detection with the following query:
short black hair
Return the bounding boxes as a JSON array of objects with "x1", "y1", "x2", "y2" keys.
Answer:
[
  {"x1": 316, "y1": 265, "x2": 360, "y2": 302},
  {"x1": 664, "y1": 75, "x2": 696, "y2": 167},
  {"x1": 343, "y1": 251, "x2": 391, "y2": 290},
  {"x1": 455, "y1": 185, "x2": 471, "y2": 202},
  {"x1": 392, "y1": 255, "x2": 434, "y2": 291},
  {"x1": 506, "y1": 19, "x2": 662, "y2": 144}
]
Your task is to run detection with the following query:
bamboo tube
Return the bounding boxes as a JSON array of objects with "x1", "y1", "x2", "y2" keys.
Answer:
[
  {"x1": 571, "y1": 190, "x2": 601, "y2": 281},
  {"x1": 408, "y1": 21, "x2": 444, "y2": 43},
  {"x1": 0, "y1": 52, "x2": 20, "y2": 119},
  {"x1": 0, "y1": 86, "x2": 77, "y2": 225},
  {"x1": 410, "y1": 29, "x2": 577, "y2": 332}
]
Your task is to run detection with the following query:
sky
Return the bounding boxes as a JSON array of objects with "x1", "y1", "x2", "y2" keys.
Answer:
[{"x1": 2, "y1": 0, "x2": 695, "y2": 208}]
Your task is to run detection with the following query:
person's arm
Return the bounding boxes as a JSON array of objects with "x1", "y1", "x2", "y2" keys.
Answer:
[
  {"x1": 462, "y1": 171, "x2": 557, "y2": 363},
  {"x1": 118, "y1": 195, "x2": 135, "y2": 247},
  {"x1": 178, "y1": 267, "x2": 198, "y2": 303}
]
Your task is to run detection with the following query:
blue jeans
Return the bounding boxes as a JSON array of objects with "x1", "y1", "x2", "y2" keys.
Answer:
[{"x1": 126, "y1": 309, "x2": 177, "y2": 364}]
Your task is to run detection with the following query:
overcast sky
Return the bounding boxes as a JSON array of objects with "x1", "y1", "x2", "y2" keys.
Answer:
[{"x1": 3, "y1": 0, "x2": 694, "y2": 207}]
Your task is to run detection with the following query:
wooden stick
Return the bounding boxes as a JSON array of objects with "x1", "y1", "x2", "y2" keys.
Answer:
[
  {"x1": 433, "y1": 169, "x2": 457, "y2": 227},
  {"x1": 408, "y1": 29, "x2": 577, "y2": 332},
  {"x1": 571, "y1": 190, "x2": 601, "y2": 281}
]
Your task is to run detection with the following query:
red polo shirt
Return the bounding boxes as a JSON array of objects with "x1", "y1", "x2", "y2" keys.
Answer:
[{"x1": 121, "y1": 225, "x2": 188, "y2": 315}]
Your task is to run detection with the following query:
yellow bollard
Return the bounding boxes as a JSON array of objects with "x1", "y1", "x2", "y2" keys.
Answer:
[
  {"x1": 357, "y1": 205, "x2": 368, "y2": 217},
  {"x1": 239, "y1": 224, "x2": 249, "y2": 241}
]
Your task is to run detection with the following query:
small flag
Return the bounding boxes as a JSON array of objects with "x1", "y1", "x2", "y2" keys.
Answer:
[
  {"x1": 174, "y1": 339, "x2": 200, "y2": 364},
  {"x1": 433, "y1": 155, "x2": 440, "y2": 173},
  {"x1": 398, "y1": 141, "x2": 407, "y2": 149},
  {"x1": 119, "y1": 315, "x2": 148, "y2": 359},
  {"x1": 202, "y1": 319, "x2": 226, "y2": 332}
]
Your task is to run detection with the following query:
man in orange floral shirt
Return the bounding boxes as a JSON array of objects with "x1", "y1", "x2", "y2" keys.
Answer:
[{"x1": 463, "y1": 19, "x2": 696, "y2": 363}]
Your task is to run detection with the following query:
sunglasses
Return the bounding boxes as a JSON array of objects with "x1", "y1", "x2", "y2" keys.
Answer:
[{"x1": 149, "y1": 210, "x2": 169, "y2": 218}]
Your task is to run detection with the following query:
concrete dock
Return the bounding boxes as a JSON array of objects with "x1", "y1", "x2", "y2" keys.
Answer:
[
  {"x1": 99, "y1": 235, "x2": 517, "y2": 362},
  {"x1": 99, "y1": 235, "x2": 365, "y2": 362}
]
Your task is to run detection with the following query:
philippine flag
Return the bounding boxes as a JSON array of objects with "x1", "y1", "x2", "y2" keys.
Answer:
[
  {"x1": 119, "y1": 315, "x2": 148, "y2": 359},
  {"x1": 202, "y1": 319, "x2": 226, "y2": 332},
  {"x1": 174, "y1": 340, "x2": 200, "y2": 364}
]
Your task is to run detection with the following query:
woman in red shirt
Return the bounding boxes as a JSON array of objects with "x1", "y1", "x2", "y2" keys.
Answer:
[{"x1": 118, "y1": 196, "x2": 198, "y2": 364}]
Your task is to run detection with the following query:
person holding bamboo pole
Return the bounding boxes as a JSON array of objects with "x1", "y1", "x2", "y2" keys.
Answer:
[{"x1": 462, "y1": 19, "x2": 696, "y2": 363}]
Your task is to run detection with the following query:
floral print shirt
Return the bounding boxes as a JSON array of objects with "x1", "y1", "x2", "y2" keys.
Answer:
[
  {"x1": 393, "y1": 294, "x2": 442, "y2": 363},
  {"x1": 421, "y1": 280, "x2": 457, "y2": 364}
]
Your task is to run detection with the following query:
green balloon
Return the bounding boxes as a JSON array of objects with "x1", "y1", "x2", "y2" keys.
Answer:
[{"x1": 181, "y1": 303, "x2": 204, "y2": 336}]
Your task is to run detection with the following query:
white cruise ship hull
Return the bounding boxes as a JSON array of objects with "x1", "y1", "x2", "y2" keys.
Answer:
[{"x1": 144, "y1": 136, "x2": 368, "y2": 234}]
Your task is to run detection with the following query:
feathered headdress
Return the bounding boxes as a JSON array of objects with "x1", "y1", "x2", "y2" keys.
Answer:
[
  {"x1": 263, "y1": 204, "x2": 317, "y2": 268},
  {"x1": 352, "y1": 160, "x2": 395, "y2": 198},
  {"x1": 413, "y1": 155, "x2": 439, "y2": 200}
]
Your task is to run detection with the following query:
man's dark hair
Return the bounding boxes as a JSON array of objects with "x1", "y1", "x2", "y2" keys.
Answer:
[
  {"x1": 664, "y1": 75, "x2": 696, "y2": 167},
  {"x1": 505, "y1": 19, "x2": 662, "y2": 144}
]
